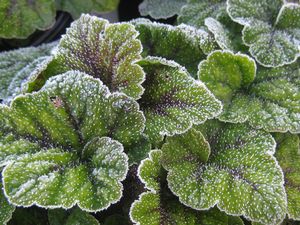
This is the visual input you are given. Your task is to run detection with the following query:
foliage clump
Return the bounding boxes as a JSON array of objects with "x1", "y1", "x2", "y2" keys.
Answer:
[{"x1": 0, "y1": 0, "x2": 299, "y2": 224}]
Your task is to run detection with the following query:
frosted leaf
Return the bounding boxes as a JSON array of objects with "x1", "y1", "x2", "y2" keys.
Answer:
[
  {"x1": 126, "y1": 134, "x2": 151, "y2": 166},
  {"x1": 138, "y1": 57, "x2": 222, "y2": 143},
  {"x1": 0, "y1": 42, "x2": 56, "y2": 104},
  {"x1": 55, "y1": 0, "x2": 120, "y2": 18},
  {"x1": 0, "y1": 182, "x2": 15, "y2": 225},
  {"x1": 178, "y1": 0, "x2": 227, "y2": 28},
  {"x1": 130, "y1": 150, "x2": 244, "y2": 225},
  {"x1": 198, "y1": 51, "x2": 300, "y2": 133},
  {"x1": 48, "y1": 207, "x2": 99, "y2": 225},
  {"x1": 29, "y1": 14, "x2": 145, "y2": 99},
  {"x1": 3, "y1": 138, "x2": 128, "y2": 211},
  {"x1": 198, "y1": 50, "x2": 256, "y2": 107},
  {"x1": 0, "y1": 0, "x2": 56, "y2": 38},
  {"x1": 0, "y1": 71, "x2": 148, "y2": 211},
  {"x1": 162, "y1": 121, "x2": 287, "y2": 225},
  {"x1": 204, "y1": 17, "x2": 246, "y2": 52},
  {"x1": 138, "y1": 0, "x2": 187, "y2": 19},
  {"x1": 132, "y1": 18, "x2": 217, "y2": 78},
  {"x1": 274, "y1": 133, "x2": 300, "y2": 220},
  {"x1": 227, "y1": 1, "x2": 300, "y2": 67}
]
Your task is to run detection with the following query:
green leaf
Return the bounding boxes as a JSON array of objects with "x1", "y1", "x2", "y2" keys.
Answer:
[
  {"x1": 0, "y1": 71, "x2": 147, "y2": 211},
  {"x1": 48, "y1": 207, "x2": 99, "y2": 225},
  {"x1": 138, "y1": 0, "x2": 187, "y2": 19},
  {"x1": 0, "y1": 42, "x2": 56, "y2": 104},
  {"x1": 138, "y1": 57, "x2": 222, "y2": 143},
  {"x1": 177, "y1": 0, "x2": 227, "y2": 28},
  {"x1": 162, "y1": 121, "x2": 287, "y2": 225},
  {"x1": 227, "y1": 1, "x2": 300, "y2": 67},
  {"x1": 204, "y1": 17, "x2": 246, "y2": 52},
  {"x1": 274, "y1": 133, "x2": 300, "y2": 220},
  {"x1": 198, "y1": 51, "x2": 300, "y2": 133},
  {"x1": 132, "y1": 18, "x2": 217, "y2": 78},
  {"x1": 29, "y1": 14, "x2": 144, "y2": 99},
  {"x1": 126, "y1": 134, "x2": 151, "y2": 166},
  {"x1": 0, "y1": 0, "x2": 56, "y2": 38},
  {"x1": 130, "y1": 150, "x2": 244, "y2": 225},
  {"x1": 198, "y1": 50, "x2": 256, "y2": 105},
  {"x1": 55, "y1": 0, "x2": 120, "y2": 18},
  {"x1": 0, "y1": 182, "x2": 15, "y2": 225}
]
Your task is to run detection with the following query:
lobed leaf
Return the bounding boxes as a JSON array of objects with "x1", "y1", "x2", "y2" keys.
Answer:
[
  {"x1": 198, "y1": 51, "x2": 300, "y2": 133},
  {"x1": 162, "y1": 121, "x2": 287, "y2": 225},
  {"x1": 138, "y1": 57, "x2": 222, "y2": 143},
  {"x1": 29, "y1": 14, "x2": 145, "y2": 99},
  {"x1": 178, "y1": 0, "x2": 227, "y2": 28},
  {"x1": 55, "y1": 0, "x2": 120, "y2": 18},
  {"x1": 0, "y1": 42, "x2": 56, "y2": 104},
  {"x1": 274, "y1": 133, "x2": 300, "y2": 220},
  {"x1": 0, "y1": 0, "x2": 56, "y2": 38},
  {"x1": 132, "y1": 18, "x2": 217, "y2": 78},
  {"x1": 138, "y1": 0, "x2": 187, "y2": 19},
  {"x1": 48, "y1": 207, "x2": 99, "y2": 225},
  {"x1": 227, "y1": 0, "x2": 300, "y2": 67},
  {"x1": 0, "y1": 71, "x2": 147, "y2": 211},
  {"x1": 204, "y1": 17, "x2": 246, "y2": 52},
  {"x1": 130, "y1": 149, "x2": 244, "y2": 225}
]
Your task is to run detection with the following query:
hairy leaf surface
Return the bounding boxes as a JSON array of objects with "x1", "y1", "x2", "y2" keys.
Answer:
[
  {"x1": 0, "y1": 42, "x2": 56, "y2": 103},
  {"x1": 0, "y1": 0, "x2": 56, "y2": 38},
  {"x1": 0, "y1": 71, "x2": 147, "y2": 211},
  {"x1": 178, "y1": 0, "x2": 227, "y2": 28},
  {"x1": 130, "y1": 149, "x2": 244, "y2": 225},
  {"x1": 29, "y1": 14, "x2": 144, "y2": 99},
  {"x1": 138, "y1": 0, "x2": 187, "y2": 19},
  {"x1": 132, "y1": 18, "x2": 216, "y2": 78},
  {"x1": 162, "y1": 121, "x2": 287, "y2": 225},
  {"x1": 227, "y1": 1, "x2": 300, "y2": 67},
  {"x1": 198, "y1": 51, "x2": 300, "y2": 133},
  {"x1": 138, "y1": 57, "x2": 222, "y2": 142},
  {"x1": 274, "y1": 133, "x2": 300, "y2": 220}
]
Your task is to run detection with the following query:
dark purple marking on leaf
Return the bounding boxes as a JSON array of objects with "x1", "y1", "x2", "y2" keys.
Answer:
[{"x1": 140, "y1": 88, "x2": 195, "y2": 116}]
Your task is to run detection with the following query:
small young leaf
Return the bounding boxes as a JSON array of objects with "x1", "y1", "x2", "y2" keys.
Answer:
[
  {"x1": 132, "y1": 18, "x2": 217, "y2": 78},
  {"x1": 227, "y1": 1, "x2": 300, "y2": 67},
  {"x1": 0, "y1": 71, "x2": 147, "y2": 211},
  {"x1": 55, "y1": 0, "x2": 120, "y2": 19},
  {"x1": 162, "y1": 121, "x2": 287, "y2": 225},
  {"x1": 48, "y1": 207, "x2": 99, "y2": 225},
  {"x1": 138, "y1": 57, "x2": 222, "y2": 142},
  {"x1": 198, "y1": 50, "x2": 256, "y2": 105},
  {"x1": 29, "y1": 14, "x2": 144, "y2": 99},
  {"x1": 138, "y1": 0, "x2": 187, "y2": 19},
  {"x1": 0, "y1": 182, "x2": 15, "y2": 225},
  {"x1": 274, "y1": 133, "x2": 300, "y2": 220},
  {"x1": 0, "y1": 42, "x2": 56, "y2": 103},
  {"x1": 198, "y1": 51, "x2": 300, "y2": 133},
  {"x1": 0, "y1": 0, "x2": 56, "y2": 38},
  {"x1": 178, "y1": 0, "x2": 227, "y2": 28}
]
